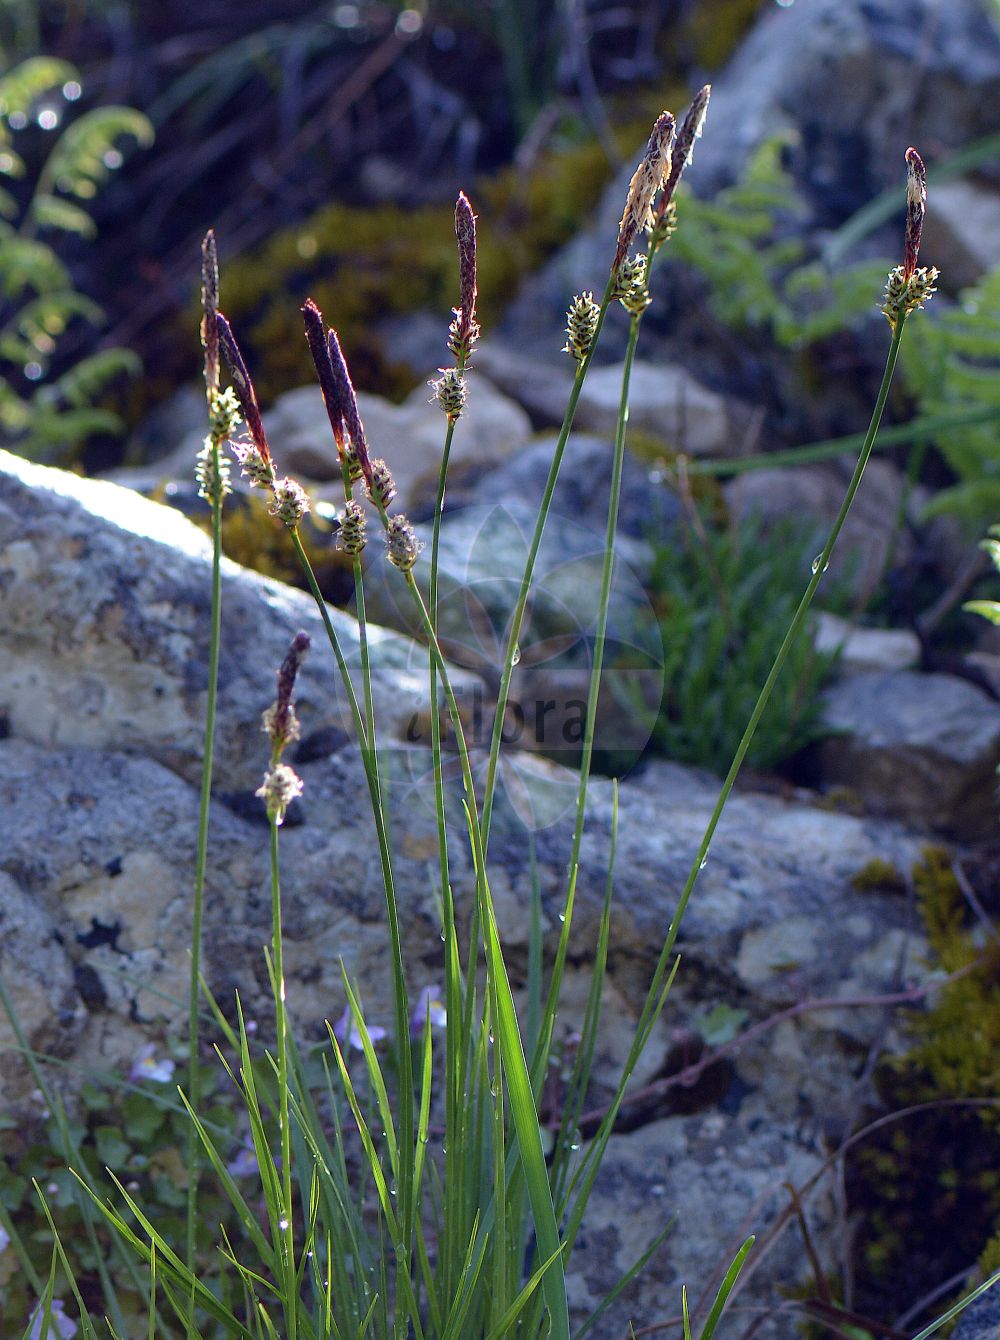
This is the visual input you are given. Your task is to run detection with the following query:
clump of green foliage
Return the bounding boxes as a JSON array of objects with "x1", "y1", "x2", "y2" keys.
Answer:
[
  {"x1": 668, "y1": 136, "x2": 888, "y2": 349},
  {"x1": 644, "y1": 510, "x2": 841, "y2": 771},
  {"x1": 0, "y1": 54, "x2": 152, "y2": 461},
  {"x1": 904, "y1": 264, "x2": 1000, "y2": 526},
  {"x1": 0, "y1": 1050, "x2": 241, "y2": 1328}
]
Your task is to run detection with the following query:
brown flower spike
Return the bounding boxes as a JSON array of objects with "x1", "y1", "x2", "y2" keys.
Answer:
[
  {"x1": 657, "y1": 84, "x2": 711, "y2": 222},
  {"x1": 326, "y1": 328, "x2": 374, "y2": 489},
  {"x1": 614, "y1": 111, "x2": 675, "y2": 273},
  {"x1": 217, "y1": 314, "x2": 273, "y2": 475},
  {"x1": 448, "y1": 191, "x2": 479, "y2": 362},
  {"x1": 302, "y1": 298, "x2": 348, "y2": 460},
  {"x1": 201, "y1": 230, "x2": 220, "y2": 396},
  {"x1": 903, "y1": 145, "x2": 927, "y2": 282}
]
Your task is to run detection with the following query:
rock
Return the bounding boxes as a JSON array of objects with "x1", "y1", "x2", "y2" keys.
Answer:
[
  {"x1": 688, "y1": 0, "x2": 1000, "y2": 212},
  {"x1": 360, "y1": 489, "x2": 665, "y2": 771},
  {"x1": 724, "y1": 458, "x2": 911, "y2": 604},
  {"x1": 922, "y1": 182, "x2": 1000, "y2": 291},
  {"x1": 951, "y1": 1288, "x2": 1000, "y2": 1340},
  {"x1": 814, "y1": 612, "x2": 920, "y2": 674},
  {"x1": 0, "y1": 871, "x2": 84, "y2": 1106},
  {"x1": 474, "y1": 338, "x2": 577, "y2": 427},
  {"x1": 568, "y1": 1113, "x2": 833, "y2": 1340},
  {"x1": 0, "y1": 448, "x2": 477, "y2": 794},
  {"x1": 261, "y1": 373, "x2": 532, "y2": 508},
  {"x1": 817, "y1": 670, "x2": 1000, "y2": 838},
  {"x1": 111, "y1": 372, "x2": 533, "y2": 515},
  {"x1": 467, "y1": 432, "x2": 681, "y2": 542},
  {"x1": 576, "y1": 360, "x2": 749, "y2": 457}
]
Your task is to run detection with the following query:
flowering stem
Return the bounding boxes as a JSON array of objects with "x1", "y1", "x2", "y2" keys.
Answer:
[
  {"x1": 185, "y1": 439, "x2": 223, "y2": 1284},
  {"x1": 268, "y1": 815, "x2": 296, "y2": 1340},
  {"x1": 288, "y1": 529, "x2": 416, "y2": 1321},
  {"x1": 627, "y1": 311, "x2": 909, "y2": 1114},
  {"x1": 479, "y1": 277, "x2": 614, "y2": 846}
]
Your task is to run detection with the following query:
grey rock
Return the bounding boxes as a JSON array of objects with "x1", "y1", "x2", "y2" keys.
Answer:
[
  {"x1": 922, "y1": 183, "x2": 1000, "y2": 290},
  {"x1": 467, "y1": 432, "x2": 681, "y2": 542},
  {"x1": 817, "y1": 670, "x2": 1000, "y2": 838},
  {"x1": 951, "y1": 1287, "x2": 1000, "y2": 1340},
  {"x1": 689, "y1": 0, "x2": 1000, "y2": 210},
  {"x1": 568, "y1": 1113, "x2": 834, "y2": 1340},
  {"x1": 814, "y1": 612, "x2": 920, "y2": 674},
  {"x1": 0, "y1": 448, "x2": 476, "y2": 794},
  {"x1": 576, "y1": 360, "x2": 750, "y2": 457},
  {"x1": 724, "y1": 458, "x2": 911, "y2": 604}
]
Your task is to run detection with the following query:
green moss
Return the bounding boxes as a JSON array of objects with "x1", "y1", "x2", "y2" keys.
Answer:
[
  {"x1": 212, "y1": 131, "x2": 616, "y2": 407},
  {"x1": 850, "y1": 859, "x2": 907, "y2": 895},
  {"x1": 679, "y1": 0, "x2": 768, "y2": 69},
  {"x1": 846, "y1": 846, "x2": 1000, "y2": 1327}
]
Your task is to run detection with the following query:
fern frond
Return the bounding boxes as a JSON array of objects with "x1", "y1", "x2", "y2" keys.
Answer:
[
  {"x1": 28, "y1": 191, "x2": 96, "y2": 237},
  {"x1": 11, "y1": 403, "x2": 125, "y2": 457},
  {"x1": 0, "y1": 145, "x2": 25, "y2": 179},
  {"x1": 0, "y1": 56, "x2": 76, "y2": 126},
  {"x1": 0, "y1": 233, "x2": 69, "y2": 297},
  {"x1": 0, "y1": 288, "x2": 104, "y2": 363},
  {"x1": 44, "y1": 346, "x2": 141, "y2": 407},
  {"x1": 37, "y1": 105, "x2": 153, "y2": 200}
]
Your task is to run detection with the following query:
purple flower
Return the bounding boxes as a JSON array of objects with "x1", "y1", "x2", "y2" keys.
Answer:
[
  {"x1": 27, "y1": 1298, "x2": 77, "y2": 1339},
  {"x1": 333, "y1": 1005, "x2": 388, "y2": 1052},
  {"x1": 226, "y1": 1144, "x2": 259, "y2": 1178},
  {"x1": 409, "y1": 985, "x2": 447, "y2": 1038},
  {"x1": 129, "y1": 1043, "x2": 175, "y2": 1084}
]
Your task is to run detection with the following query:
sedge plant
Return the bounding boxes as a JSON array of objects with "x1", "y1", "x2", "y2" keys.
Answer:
[{"x1": 17, "y1": 102, "x2": 998, "y2": 1340}]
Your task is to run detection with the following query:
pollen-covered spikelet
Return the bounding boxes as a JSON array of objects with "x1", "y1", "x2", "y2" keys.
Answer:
[
  {"x1": 431, "y1": 366, "x2": 467, "y2": 420},
  {"x1": 386, "y1": 514, "x2": 422, "y2": 572},
  {"x1": 564, "y1": 292, "x2": 600, "y2": 362},
  {"x1": 339, "y1": 499, "x2": 367, "y2": 555}
]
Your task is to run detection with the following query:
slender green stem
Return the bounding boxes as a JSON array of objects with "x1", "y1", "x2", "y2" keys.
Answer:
[
  {"x1": 268, "y1": 817, "x2": 296, "y2": 1340},
  {"x1": 479, "y1": 277, "x2": 614, "y2": 846},
  {"x1": 533, "y1": 307, "x2": 642, "y2": 1105},
  {"x1": 631, "y1": 314, "x2": 909, "y2": 1067},
  {"x1": 288, "y1": 528, "x2": 415, "y2": 1333},
  {"x1": 186, "y1": 441, "x2": 224, "y2": 1282}
]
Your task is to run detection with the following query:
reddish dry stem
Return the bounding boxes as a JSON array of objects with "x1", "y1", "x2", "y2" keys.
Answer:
[{"x1": 217, "y1": 313, "x2": 272, "y2": 465}]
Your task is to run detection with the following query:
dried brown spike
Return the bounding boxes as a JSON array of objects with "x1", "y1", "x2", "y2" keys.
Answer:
[
  {"x1": 903, "y1": 146, "x2": 927, "y2": 282},
  {"x1": 201, "y1": 230, "x2": 220, "y2": 395},
  {"x1": 658, "y1": 84, "x2": 711, "y2": 220},
  {"x1": 452, "y1": 191, "x2": 479, "y2": 358},
  {"x1": 217, "y1": 314, "x2": 271, "y2": 465},
  {"x1": 326, "y1": 328, "x2": 373, "y2": 487},
  {"x1": 302, "y1": 299, "x2": 348, "y2": 459},
  {"x1": 273, "y1": 630, "x2": 310, "y2": 744},
  {"x1": 614, "y1": 110, "x2": 675, "y2": 273}
]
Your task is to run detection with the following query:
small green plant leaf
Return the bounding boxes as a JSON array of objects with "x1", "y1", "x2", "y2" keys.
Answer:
[
  {"x1": 39, "y1": 105, "x2": 152, "y2": 200},
  {"x1": 29, "y1": 191, "x2": 97, "y2": 237}
]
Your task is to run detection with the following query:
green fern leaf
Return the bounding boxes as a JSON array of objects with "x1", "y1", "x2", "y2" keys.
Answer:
[
  {"x1": 38, "y1": 105, "x2": 153, "y2": 201},
  {"x1": 0, "y1": 56, "x2": 76, "y2": 123},
  {"x1": 0, "y1": 288, "x2": 104, "y2": 363},
  {"x1": 0, "y1": 234, "x2": 69, "y2": 298},
  {"x1": 28, "y1": 192, "x2": 96, "y2": 237},
  {"x1": 0, "y1": 145, "x2": 25, "y2": 179},
  {"x1": 45, "y1": 346, "x2": 141, "y2": 408}
]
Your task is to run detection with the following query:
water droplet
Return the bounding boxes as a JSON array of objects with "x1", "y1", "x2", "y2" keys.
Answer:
[
  {"x1": 278, "y1": 1217, "x2": 289, "y2": 1231},
  {"x1": 810, "y1": 554, "x2": 829, "y2": 576},
  {"x1": 557, "y1": 911, "x2": 566, "y2": 923},
  {"x1": 102, "y1": 147, "x2": 123, "y2": 169},
  {"x1": 699, "y1": 855, "x2": 708, "y2": 870},
  {"x1": 62, "y1": 80, "x2": 82, "y2": 101},
  {"x1": 511, "y1": 645, "x2": 521, "y2": 666}
]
